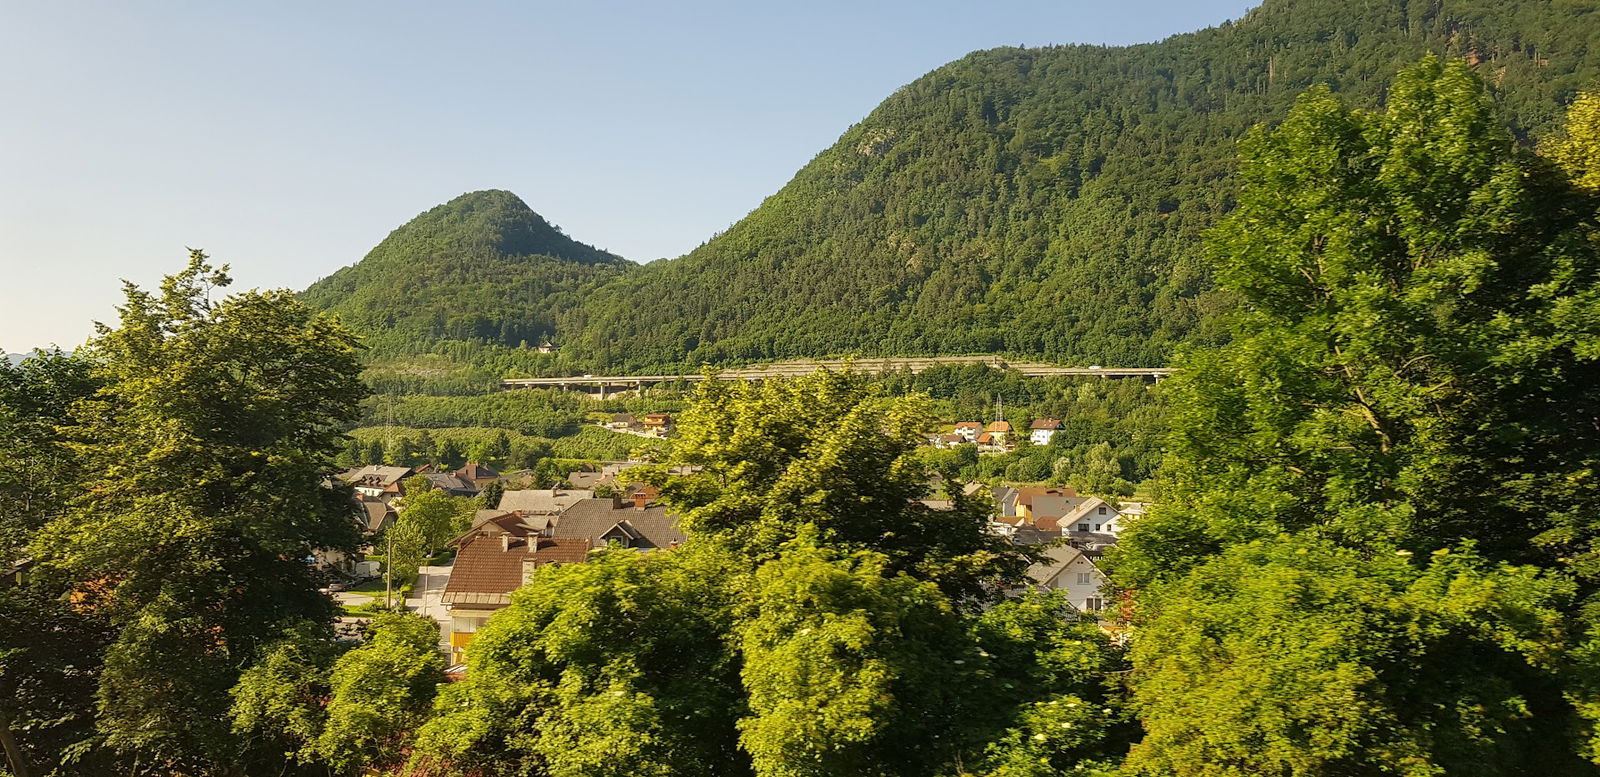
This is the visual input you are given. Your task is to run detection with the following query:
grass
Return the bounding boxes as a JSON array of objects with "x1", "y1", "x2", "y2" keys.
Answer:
[{"x1": 347, "y1": 577, "x2": 389, "y2": 597}]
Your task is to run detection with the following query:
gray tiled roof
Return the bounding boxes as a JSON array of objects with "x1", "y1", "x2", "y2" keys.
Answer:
[{"x1": 552, "y1": 498, "x2": 686, "y2": 550}]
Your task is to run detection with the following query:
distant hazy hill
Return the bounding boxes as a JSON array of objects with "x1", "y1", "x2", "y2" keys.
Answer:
[
  {"x1": 300, "y1": 190, "x2": 634, "y2": 355},
  {"x1": 306, "y1": 0, "x2": 1600, "y2": 373},
  {"x1": 3, "y1": 353, "x2": 25, "y2": 367}
]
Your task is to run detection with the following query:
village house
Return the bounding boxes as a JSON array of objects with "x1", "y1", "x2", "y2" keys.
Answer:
[
  {"x1": 953, "y1": 421, "x2": 983, "y2": 442},
  {"x1": 607, "y1": 413, "x2": 640, "y2": 431},
  {"x1": 497, "y1": 486, "x2": 594, "y2": 516},
  {"x1": 339, "y1": 464, "x2": 418, "y2": 502},
  {"x1": 435, "y1": 489, "x2": 686, "y2": 658},
  {"x1": 441, "y1": 511, "x2": 590, "y2": 659},
  {"x1": 566, "y1": 470, "x2": 607, "y2": 490},
  {"x1": 1029, "y1": 418, "x2": 1063, "y2": 446},
  {"x1": 422, "y1": 471, "x2": 479, "y2": 497},
  {"x1": 454, "y1": 461, "x2": 501, "y2": 490},
  {"x1": 1013, "y1": 486, "x2": 1077, "y2": 520},
  {"x1": 1026, "y1": 544, "x2": 1111, "y2": 614},
  {"x1": 976, "y1": 431, "x2": 1011, "y2": 453},
  {"x1": 357, "y1": 497, "x2": 396, "y2": 535},
  {"x1": 641, "y1": 413, "x2": 674, "y2": 438},
  {"x1": 1009, "y1": 486, "x2": 1126, "y2": 536},
  {"x1": 983, "y1": 419, "x2": 1012, "y2": 447},
  {"x1": 1059, "y1": 496, "x2": 1124, "y2": 535},
  {"x1": 552, "y1": 489, "x2": 686, "y2": 551}
]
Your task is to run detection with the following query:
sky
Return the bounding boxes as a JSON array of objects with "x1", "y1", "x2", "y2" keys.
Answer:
[{"x1": 0, "y1": 0, "x2": 1258, "y2": 351}]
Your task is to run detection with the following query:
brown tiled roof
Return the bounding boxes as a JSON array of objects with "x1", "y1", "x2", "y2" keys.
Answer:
[
  {"x1": 499, "y1": 488, "x2": 593, "y2": 514},
  {"x1": 1017, "y1": 486, "x2": 1078, "y2": 509},
  {"x1": 553, "y1": 498, "x2": 686, "y2": 549},
  {"x1": 976, "y1": 432, "x2": 995, "y2": 444},
  {"x1": 424, "y1": 473, "x2": 478, "y2": 494},
  {"x1": 954, "y1": 422, "x2": 982, "y2": 431},
  {"x1": 1029, "y1": 418, "x2": 1062, "y2": 430},
  {"x1": 985, "y1": 421, "x2": 1012, "y2": 432},
  {"x1": 358, "y1": 499, "x2": 394, "y2": 533},
  {"x1": 567, "y1": 471, "x2": 605, "y2": 489},
  {"x1": 454, "y1": 462, "x2": 500, "y2": 481},
  {"x1": 339, "y1": 465, "x2": 416, "y2": 488},
  {"x1": 442, "y1": 536, "x2": 590, "y2": 607}
]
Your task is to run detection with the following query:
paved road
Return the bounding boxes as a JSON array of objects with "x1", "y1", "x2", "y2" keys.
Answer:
[{"x1": 407, "y1": 562, "x2": 455, "y2": 652}]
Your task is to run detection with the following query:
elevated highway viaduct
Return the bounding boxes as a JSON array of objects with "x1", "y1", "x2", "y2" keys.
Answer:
[{"x1": 500, "y1": 356, "x2": 1173, "y2": 398}]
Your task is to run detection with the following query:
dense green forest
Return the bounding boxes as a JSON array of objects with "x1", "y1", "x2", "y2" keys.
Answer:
[
  {"x1": 304, "y1": 0, "x2": 1600, "y2": 374},
  {"x1": 299, "y1": 189, "x2": 631, "y2": 360}
]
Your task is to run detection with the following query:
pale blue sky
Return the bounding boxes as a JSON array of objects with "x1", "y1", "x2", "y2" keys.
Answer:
[{"x1": 0, "y1": 0, "x2": 1257, "y2": 350}]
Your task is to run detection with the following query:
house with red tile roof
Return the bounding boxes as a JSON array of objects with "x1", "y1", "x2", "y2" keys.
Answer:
[
  {"x1": 1029, "y1": 418, "x2": 1063, "y2": 446},
  {"x1": 436, "y1": 493, "x2": 687, "y2": 659}
]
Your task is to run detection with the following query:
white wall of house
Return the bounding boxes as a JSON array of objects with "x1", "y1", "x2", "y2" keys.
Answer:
[
  {"x1": 1067, "y1": 501, "x2": 1120, "y2": 534},
  {"x1": 1043, "y1": 555, "x2": 1109, "y2": 613},
  {"x1": 1030, "y1": 428, "x2": 1057, "y2": 446}
]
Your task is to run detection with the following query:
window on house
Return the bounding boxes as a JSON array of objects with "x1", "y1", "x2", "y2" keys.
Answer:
[
  {"x1": 1085, "y1": 597, "x2": 1105, "y2": 611},
  {"x1": 1077, "y1": 523, "x2": 1090, "y2": 532},
  {"x1": 1097, "y1": 506, "x2": 1107, "y2": 515},
  {"x1": 1093, "y1": 524, "x2": 1101, "y2": 531},
  {"x1": 1076, "y1": 572, "x2": 1092, "y2": 585}
]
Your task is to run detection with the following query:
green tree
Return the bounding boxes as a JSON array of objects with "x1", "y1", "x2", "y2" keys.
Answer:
[
  {"x1": 480, "y1": 479, "x2": 505, "y2": 509},
  {"x1": 387, "y1": 476, "x2": 472, "y2": 585},
  {"x1": 384, "y1": 435, "x2": 411, "y2": 467},
  {"x1": 314, "y1": 612, "x2": 445, "y2": 773},
  {"x1": 0, "y1": 587, "x2": 115, "y2": 777},
  {"x1": 0, "y1": 349, "x2": 93, "y2": 556},
  {"x1": 1124, "y1": 538, "x2": 1586, "y2": 776},
  {"x1": 437, "y1": 437, "x2": 465, "y2": 469},
  {"x1": 658, "y1": 369, "x2": 1028, "y2": 601},
  {"x1": 413, "y1": 546, "x2": 745, "y2": 777},
  {"x1": 229, "y1": 622, "x2": 340, "y2": 767},
  {"x1": 29, "y1": 254, "x2": 366, "y2": 771},
  {"x1": 1111, "y1": 59, "x2": 1600, "y2": 772},
  {"x1": 1545, "y1": 91, "x2": 1600, "y2": 192},
  {"x1": 736, "y1": 539, "x2": 981, "y2": 777},
  {"x1": 1115, "y1": 57, "x2": 1600, "y2": 587}
]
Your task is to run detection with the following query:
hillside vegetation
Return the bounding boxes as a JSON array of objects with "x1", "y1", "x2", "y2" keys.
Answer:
[
  {"x1": 300, "y1": 189, "x2": 631, "y2": 357},
  {"x1": 304, "y1": 0, "x2": 1600, "y2": 374}
]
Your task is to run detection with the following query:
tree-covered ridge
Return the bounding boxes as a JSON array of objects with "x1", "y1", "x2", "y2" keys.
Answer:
[
  {"x1": 563, "y1": 0, "x2": 1600, "y2": 371},
  {"x1": 303, "y1": 0, "x2": 1600, "y2": 373},
  {"x1": 300, "y1": 189, "x2": 634, "y2": 355}
]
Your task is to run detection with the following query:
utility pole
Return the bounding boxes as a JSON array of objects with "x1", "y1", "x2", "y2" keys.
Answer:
[{"x1": 385, "y1": 529, "x2": 394, "y2": 610}]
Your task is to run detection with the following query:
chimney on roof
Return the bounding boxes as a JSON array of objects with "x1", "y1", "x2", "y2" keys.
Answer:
[
  {"x1": 632, "y1": 492, "x2": 648, "y2": 510},
  {"x1": 611, "y1": 494, "x2": 624, "y2": 510},
  {"x1": 527, "y1": 537, "x2": 538, "y2": 554},
  {"x1": 500, "y1": 534, "x2": 511, "y2": 552}
]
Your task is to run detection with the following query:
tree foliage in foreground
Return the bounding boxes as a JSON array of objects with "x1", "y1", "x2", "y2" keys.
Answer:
[
  {"x1": 410, "y1": 371, "x2": 1128, "y2": 776},
  {"x1": 1112, "y1": 58, "x2": 1600, "y2": 774},
  {"x1": 9, "y1": 254, "x2": 367, "y2": 775}
]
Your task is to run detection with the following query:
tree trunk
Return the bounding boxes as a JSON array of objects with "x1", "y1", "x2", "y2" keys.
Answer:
[{"x1": 0, "y1": 707, "x2": 33, "y2": 777}]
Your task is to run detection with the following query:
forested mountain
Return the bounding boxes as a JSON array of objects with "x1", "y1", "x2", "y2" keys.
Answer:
[
  {"x1": 305, "y1": 0, "x2": 1600, "y2": 372},
  {"x1": 300, "y1": 190, "x2": 632, "y2": 355}
]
